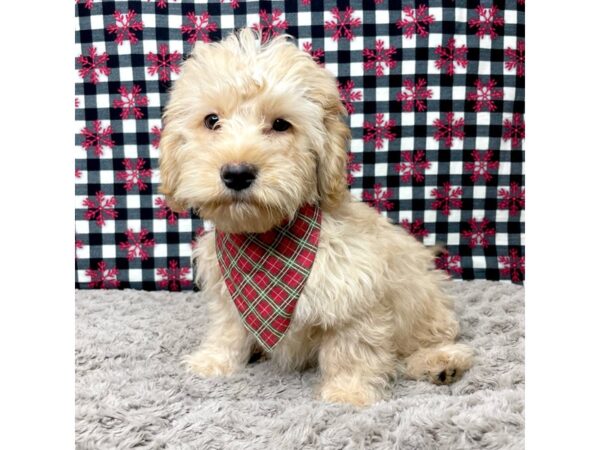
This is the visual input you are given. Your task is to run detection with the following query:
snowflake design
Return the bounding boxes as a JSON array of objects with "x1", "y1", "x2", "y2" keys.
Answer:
[
  {"x1": 363, "y1": 40, "x2": 397, "y2": 77},
  {"x1": 85, "y1": 261, "x2": 119, "y2": 289},
  {"x1": 433, "y1": 112, "x2": 465, "y2": 148},
  {"x1": 149, "y1": 0, "x2": 176, "y2": 8},
  {"x1": 498, "y1": 182, "x2": 525, "y2": 217},
  {"x1": 462, "y1": 218, "x2": 496, "y2": 248},
  {"x1": 107, "y1": 10, "x2": 144, "y2": 45},
  {"x1": 362, "y1": 184, "x2": 393, "y2": 213},
  {"x1": 396, "y1": 5, "x2": 435, "y2": 39},
  {"x1": 302, "y1": 42, "x2": 325, "y2": 66},
  {"x1": 221, "y1": 0, "x2": 240, "y2": 9},
  {"x1": 364, "y1": 114, "x2": 397, "y2": 150},
  {"x1": 75, "y1": 169, "x2": 82, "y2": 178},
  {"x1": 75, "y1": 239, "x2": 84, "y2": 258},
  {"x1": 465, "y1": 150, "x2": 499, "y2": 183},
  {"x1": 151, "y1": 126, "x2": 162, "y2": 149},
  {"x1": 395, "y1": 150, "x2": 431, "y2": 183},
  {"x1": 467, "y1": 79, "x2": 504, "y2": 112},
  {"x1": 397, "y1": 78, "x2": 433, "y2": 112},
  {"x1": 80, "y1": 121, "x2": 114, "y2": 157},
  {"x1": 518, "y1": 0, "x2": 525, "y2": 4},
  {"x1": 325, "y1": 6, "x2": 361, "y2": 42},
  {"x1": 119, "y1": 228, "x2": 155, "y2": 261},
  {"x1": 502, "y1": 113, "x2": 525, "y2": 147},
  {"x1": 113, "y1": 85, "x2": 149, "y2": 120},
  {"x1": 76, "y1": 0, "x2": 94, "y2": 10},
  {"x1": 181, "y1": 11, "x2": 217, "y2": 44},
  {"x1": 505, "y1": 40, "x2": 525, "y2": 77},
  {"x1": 401, "y1": 219, "x2": 429, "y2": 239},
  {"x1": 499, "y1": 248, "x2": 525, "y2": 282},
  {"x1": 431, "y1": 182, "x2": 463, "y2": 216},
  {"x1": 147, "y1": 44, "x2": 181, "y2": 82},
  {"x1": 155, "y1": 197, "x2": 189, "y2": 225},
  {"x1": 252, "y1": 9, "x2": 288, "y2": 43},
  {"x1": 157, "y1": 260, "x2": 192, "y2": 291},
  {"x1": 116, "y1": 158, "x2": 153, "y2": 191},
  {"x1": 83, "y1": 192, "x2": 118, "y2": 227},
  {"x1": 191, "y1": 226, "x2": 207, "y2": 249},
  {"x1": 301, "y1": 0, "x2": 311, "y2": 4},
  {"x1": 75, "y1": 97, "x2": 80, "y2": 108},
  {"x1": 347, "y1": 153, "x2": 362, "y2": 185},
  {"x1": 338, "y1": 79, "x2": 362, "y2": 114},
  {"x1": 434, "y1": 38, "x2": 468, "y2": 76},
  {"x1": 77, "y1": 46, "x2": 111, "y2": 84},
  {"x1": 435, "y1": 252, "x2": 463, "y2": 277},
  {"x1": 469, "y1": 5, "x2": 504, "y2": 40}
]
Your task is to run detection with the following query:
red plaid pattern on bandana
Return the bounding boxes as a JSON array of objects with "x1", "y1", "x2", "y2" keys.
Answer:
[{"x1": 215, "y1": 204, "x2": 321, "y2": 351}]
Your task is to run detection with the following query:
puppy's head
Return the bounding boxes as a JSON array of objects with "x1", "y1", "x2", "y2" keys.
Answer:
[{"x1": 159, "y1": 28, "x2": 350, "y2": 233}]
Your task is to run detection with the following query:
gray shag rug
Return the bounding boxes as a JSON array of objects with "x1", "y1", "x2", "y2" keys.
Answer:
[{"x1": 75, "y1": 281, "x2": 524, "y2": 450}]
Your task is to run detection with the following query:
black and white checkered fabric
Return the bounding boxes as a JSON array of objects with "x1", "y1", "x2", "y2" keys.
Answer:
[{"x1": 75, "y1": 0, "x2": 525, "y2": 290}]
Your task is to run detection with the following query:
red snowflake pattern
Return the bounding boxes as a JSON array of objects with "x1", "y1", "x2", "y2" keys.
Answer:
[
  {"x1": 462, "y1": 218, "x2": 496, "y2": 248},
  {"x1": 157, "y1": 260, "x2": 192, "y2": 291},
  {"x1": 155, "y1": 197, "x2": 189, "y2": 225},
  {"x1": 119, "y1": 228, "x2": 155, "y2": 261},
  {"x1": 181, "y1": 11, "x2": 217, "y2": 44},
  {"x1": 518, "y1": 0, "x2": 525, "y2": 4},
  {"x1": 302, "y1": 42, "x2": 325, "y2": 66},
  {"x1": 86, "y1": 261, "x2": 119, "y2": 289},
  {"x1": 499, "y1": 248, "x2": 525, "y2": 282},
  {"x1": 363, "y1": 114, "x2": 397, "y2": 150},
  {"x1": 220, "y1": 0, "x2": 240, "y2": 9},
  {"x1": 435, "y1": 252, "x2": 463, "y2": 277},
  {"x1": 362, "y1": 184, "x2": 393, "y2": 213},
  {"x1": 75, "y1": 169, "x2": 83, "y2": 178},
  {"x1": 75, "y1": 97, "x2": 80, "y2": 108},
  {"x1": 431, "y1": 182, "x2": 463, "y2": 216},
  {"x1": 77, "y1": 46, "x2": 111, "y2": 84},
  {"x1": 75, "y1": 239, "x2": 84, "y2": 258},
  {"x1": 434, "y1": 38, "x2": 468, "y2": 76},
  {"x1": 397, "y1": 78, "x2": 433, "y2": 112},
  {"x1": 347, "y1": 153, "x2": 362, "y2": 185},
  {"x1": 80, "y1": 121, "x2": 115, "y2": 157},
  {"x1": 396, "y1": 5, "x2": 436, "y2": 39},
  {"x1": 502, "y1": 113, "x2": 525, "y2": 147},
  {"x1": 150, "y1": 0, "x2": 176, "y2": 8},
  {"x1": 113, "y1": 85, "x2": 149, "y2": 119},
  {"x1": 76, "y1": 0, "x2": 94, "y2": 10},
  {"x1": 395, "y1": 150, "x2": 431, "y2": 183},
  {"x1": 325, "y1": 6, "x2": 361, "y2": 41},
  {"x1": 107, "y1": 10, "x2": 144, "y2": 45},
  {"x1": 116, "y1": 158, "x2": 153, "y2": 191},
  {"x1": 505, "y1": 40, "x2": 525, "y2": 77},
  {"x1": 467, "y1": 79, "x2": 504, "y2": 112},
  {"x1": 498, "y1": 182, "x2": 525, "y2": 217},
  {"x1": 363, "y1": 40, "x2": 397, "y2": 77},
  {"x1": 147, "y1": 44, "x2": 181, "y2": 82},
  {"x1": 338, "y1": 79, "x2": 362, "y2": 114},
  {"x1": 433, "y1": 112, "x2": 465, "y2": 148},
  {"x1": 151, "y1": 126, "x2": 162, "y2": 149},
  {"x1": 83, "y1": 192, "x2": 118, "y2": 227},
  {"x1": 401, "y1": 219, "x2": 429, "y2": 239},
  {"x1": 252, "y1": 9, "x2": 288, "y2": 43},
  {"x1": 469, "y1": 5, "x2": 504, "y2": 40},
  {"x1": 464, "y1": 150, "x2": 499, "y2": 183}
]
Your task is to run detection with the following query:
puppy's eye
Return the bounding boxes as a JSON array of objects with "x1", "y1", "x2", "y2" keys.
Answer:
[
  {"x1": 272, "y1": 118, "x2": 291, "y2": 132},
  {"x1": 204, "y1": 114, "x2": 220, "y2": 130}
]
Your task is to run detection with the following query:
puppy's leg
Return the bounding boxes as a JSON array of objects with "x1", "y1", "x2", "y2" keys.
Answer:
[
  {"x1": 184, "y1": 293, "x2": 254, "y2": 377},
  {"x1": 318, "y1": 318, "x2": 396, "y2": 406},
  {"x1": 402, "y1": 342, "x2": 473, "y2": 385}
]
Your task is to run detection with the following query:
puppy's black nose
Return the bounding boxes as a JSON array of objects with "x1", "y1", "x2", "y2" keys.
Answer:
[{"x1": 220, "y1": 163, "x2": 257, "y2": 191}]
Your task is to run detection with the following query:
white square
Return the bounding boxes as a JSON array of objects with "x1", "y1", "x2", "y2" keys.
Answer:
[
  {"x1": 375, "y1": 9, "x2": 389, "y2": 24},
  {"x1": 128, "y1": 269, "x2": 143, "y2": 282},
  {"x1": 350, "y1": 113, "x2": 364, "y2": 128},
  {"x1": 498, "y1": 162, "x2": 511, "y2": 175},
  {"x1": 398, "y1": 210, "x2": 412, "y2": 222},
  {"x1": 324, "y1": 37, "x2": 337, "y2": 52},
  {"x1": 424, "y1": 209, "x2": 437, "y2": 222},
  {"x1": 127, "y1": 219, "x2": 141, "y2": 230},
  {"x1": 400, "y1": 112, "x2": 415, "y2": 127},
  {"x1": 476, "y1": 112, "x2": 491, "y2": 126},
  {"x1": 375, "y1": 163, "x2": 387, "y2": 177},
  {"x1": 428, "y1": 32, "x2": 442, "y2": 48},
  {"x1": 504, "y1": 10, "x2": 517, "y2": 25},
  {"x1": 96, "y1": 94, "x2": 110, "y2": 109},
  {"x1": 402, "y1": 59, "x2": 416, "y2": 75},
  {"x1": 77, "y1": 245, "x2": 89, "y2": 260},
  {"x1": 147, "y1": 93, "x2": 161, "y2": 108},
  {"x1": 478, "y1": 60, "x2": 491, "y2": 76},
  {"x1": 122, "y1": 120, "x2": 137, "y2": 134},
  {"x1": 75, "y1": 219, "x2": 89, "y2": 235},
  {"x1": 376, "y1": 87, "x2": 389, "y2": 102},
  {"x1": 401, "y1": 35, "x2": 416, "y2": 49},
  {"x1": 179, "y1": 244, "x2": 192, "y2": 256},
  {"x1": 452, "y1": 86, "x2": 466, "y2": 99},
  {"x1": 153, "y1": 219, "x2": 167, "y2": 233},
  {"x1": 117, "y1": 66, "x2": 134, "y2": 82},
  {"x1": 473, "y1": 186, "x2": 487, "y2": 198},
  {"x1": 447, "y1": 233, "x2": 460, "y2": 245},
  {"x1": 495, "y1": 233, "x2": 508, "y2": 246},
  {"x1": 398, "y1": 186, "x2": 413, "y2": 200},
  {"x1": 455, "y1": 7, "x2": 468, "y2": 23},
  {"x1": 495, "y1": 210, "x2": 509, "y2": 223},
  {"x1": 221, "y1": 14, "x2": 234, "y2": 29},
  {"x1": 90, "y1": 14, "x2": 104, "y2": 31},
  {"x1": 472, "y1": 256, "x2": 486, "y2": 269},
  {"x1": 153, "y1": 243, "x2": 167, "y2": 258},
  {"x1": 504, "y1": 87, "x2": 516, "y2": 102},
  {"x1": 349, "y1": 138, "x2": 363, "y2": 153},
  {"x1": 75, "y1": 170, "x2": 88, "y2": 184},
  {"x1": 178, "y1": 218, "x2": 192, "y2": 233},
  {"x1": 123, "y1": 144, "x2": 139, "y2": 158},
  {"x1": 400, "y1": 136, "x2": 415, "y2": 151},
  {"x1": 448, "y1": 209, "x2": 461, "y2": 222},
  {"x1": 127, "y1": 195, "x2": 141, "y2": 209},
  {"x1": 475, "y1": 135, "x2": 490, "y2": 149},
  {"x1": 350, "y1": 62, "x2": 363, "y2": 77},
  {"x1": 349, "y1": 36, "x2": 364, "y2": 52},
  {"x1": 327, "y1": 63, "x2": 338, "y2": 77},
  {"x1": 102, "y1": 245, "x2": 116, "y2": 258},
  {"x1": 102, "y1": 220, "x2": 116, "y2": 234},
  {"x1": 449, "y1": 161, "x2": 463, "y2": 174},
  {"x1": 100, "y1": 170, "x2": 114, "y2": 184},
  {"x1": 471, "y1": 209, "x2": 486, "y2": 219}
]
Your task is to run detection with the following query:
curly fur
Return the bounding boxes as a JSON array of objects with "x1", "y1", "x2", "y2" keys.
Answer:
[{"x1": 159, "y1": 28, "x2": 473, "y2": 406}]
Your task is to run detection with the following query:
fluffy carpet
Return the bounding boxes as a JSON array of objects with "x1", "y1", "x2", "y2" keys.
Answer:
[{"x1": 75, "y1": 281, "x2": 524, "y2": 450}]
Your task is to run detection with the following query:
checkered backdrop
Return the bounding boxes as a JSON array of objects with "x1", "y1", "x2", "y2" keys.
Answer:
[{"x1": 75, "y1": 0, "x2": 525, "y2": 290}]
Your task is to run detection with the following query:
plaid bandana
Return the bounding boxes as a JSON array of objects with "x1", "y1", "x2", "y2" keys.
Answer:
[{"x1": 215, "y1": 204, "x2": 321, "y2": 351}]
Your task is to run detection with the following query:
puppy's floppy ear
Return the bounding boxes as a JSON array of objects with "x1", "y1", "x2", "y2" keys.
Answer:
[
  {"x1": 158, "y1": 117, "x2": 187, "y2": 213},
  {"x1": 317, "y1": 98, "x2": 351, "y2": 211}
]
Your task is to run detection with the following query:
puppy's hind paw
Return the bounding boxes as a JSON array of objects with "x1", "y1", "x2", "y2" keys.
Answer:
[{"x1": 182, "y1": 350, "x2": 241, "y2": 378}]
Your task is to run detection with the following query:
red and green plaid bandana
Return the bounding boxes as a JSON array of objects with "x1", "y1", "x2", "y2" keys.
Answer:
[{"x1": 215, "y1": 204, "x2": 321, "y2": 351}]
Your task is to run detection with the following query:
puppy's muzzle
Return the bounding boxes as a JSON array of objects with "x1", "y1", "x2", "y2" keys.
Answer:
[{"x1": 220, "y1": 163, "x2": 257, "y2": 191}]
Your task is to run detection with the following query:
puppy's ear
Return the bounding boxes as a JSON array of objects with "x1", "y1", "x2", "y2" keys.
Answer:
[
  {"x1": 317, "y1": 100, "x2": 351, "y2": 211},
  {"x1": 158, "y1": 119, "x2": 187, "y2": 213}
]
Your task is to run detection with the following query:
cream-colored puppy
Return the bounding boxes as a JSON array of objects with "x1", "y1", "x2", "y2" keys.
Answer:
[{"x1": 159, "y1": 28, "x2": 473, "y2": 406}]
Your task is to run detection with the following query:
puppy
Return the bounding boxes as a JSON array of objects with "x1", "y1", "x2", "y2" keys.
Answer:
[{"x1": 159, "y1": 28, "x2": 473, "y2": 406}]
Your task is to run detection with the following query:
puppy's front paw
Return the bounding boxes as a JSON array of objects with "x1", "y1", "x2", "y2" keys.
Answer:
[
  {"x1": 319, "y1": 380, "x2": 382, "y2": 406},
  {"x1": 183, "y1": 350, "x2": 241, "y2": 378}
]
